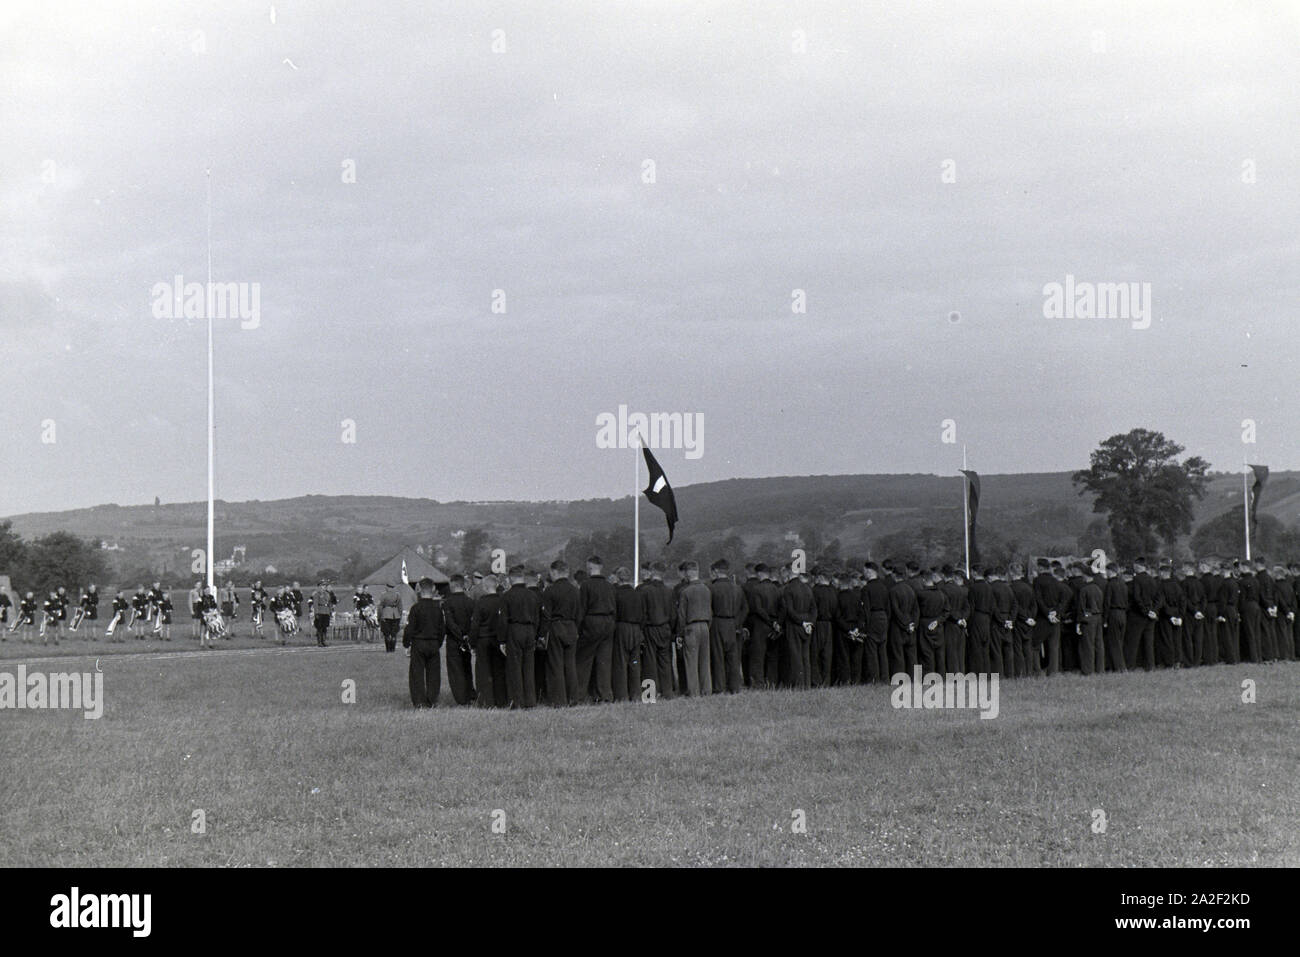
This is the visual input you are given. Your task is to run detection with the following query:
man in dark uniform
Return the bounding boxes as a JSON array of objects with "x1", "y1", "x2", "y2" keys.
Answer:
[
  {"x1": 833, "y1": 569, "x2": 865, "y2": 684},
  {"x1": 441, "y1": 575, "x2": 476, "y2": 705},
  {"x1": 1237, "y1": 562, "x2": 1263, "y2": 663},
  {"x1": 1181, "y1": 563, "x2": 1207, "y2": 667},
  {"x1": 809, "y1": 566, "x2": 837, "y2": 687},
  {"x1": 916, "y1": 569, "x2": 948, "y2": 674},
  {"x1": 1125, "y1": 559, "x2": 1160, "y2": 671},
  {"x1": 527, "y1": 569, "x2": 549, "y2": 704},
  {"x1": 1198, "y1": 561, "x2": 1220, "y2": 666},
  {"x1": 779, "y1": 564, "x2": 816, "y2": 689},
  {"x1": 1255, "y1": 561, "x2": 1279, "y2": 661},
  {"x1": 612, "y1": 567, "x2": 644, "y2": 702},
  {"x1": 1218, "y1": 564, "x2": 1241, "y2": 664},
  {"x1": 540, "y1": 560, "x2": 581, "y2": 706},
  {"x1": 472, "y1": 574, "x2": 507, "y2": 707},
  {"x1": 1031, "y1": 560, "x2": 1061, "y2": 675},
  {"x1": 887, "y1": 562, "x2": 920, "y2": 678},
  {"x1": 708, "y1": 559, "x2": 748, "y2": 694},
  {"x1": 861, "y1": 563, "x2": 891, "y2": 683},
  {"x1": 1061, "y1": 563, "x2": 1086, "y2": 673},
  {"x1": 672, "y1": 564, "x2": 690, "y2": 696},
  {"x1": 742, "y1": 564, "x2": 775, "y2": 688},
  {"x1": 1276, "y1": 565, "x2": 1298, "y2": 660},
  {"x1": 310, "y1": 580, "x2": 333, "y2": 646},
  {"x1": 576, "y1": 556, "x2": 616, "y2": 704},
  {"x1": 988, "y1": 567, "x2": 1016, "y2": 677},
  {"x1": 1154, "y1": 563, "x2": 1185, "y2": 668},
  {"x1": 402, "y1": 577, "x2": 444, "y2": 708},
  {"x1": 1008, "y1": 563, "x2": 1037, "y2": 677},
  {"x1": 499, "y1": 565, "x2": 540, "y2": 709},
  {"x1": 938, "y1": 566, "x2": 970, "y2": 675},
  {"x1": 758, "y1": 565, "x2": 784, "y2": 688},
  {"x1": 637, "y1": 562, "x2": 674, "y2": 700},
  {"x1": 966, "y1": 566, "x2": 995, "y2": 674},
  {"x1": 1075, "y1": 568, "x2": 1105, "y2": 674},
  {"x1": 1101, "y1": 564, "x2": 1128, "y2": 672}
]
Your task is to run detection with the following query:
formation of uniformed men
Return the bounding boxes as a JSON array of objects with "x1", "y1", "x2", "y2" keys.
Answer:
[{"x1": 395, "y1": 553, "x2": 1299, "y2": 709}]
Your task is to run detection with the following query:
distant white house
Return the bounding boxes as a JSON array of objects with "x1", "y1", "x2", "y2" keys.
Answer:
[
  {"x1": 99, "y1": 541, "x2": 124, "y2": 551},
  {"x1": 264, "y1": 564, "x2": 278, "y2": 575}
]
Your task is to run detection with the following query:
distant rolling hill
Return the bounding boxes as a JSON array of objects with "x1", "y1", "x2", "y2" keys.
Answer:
[{"x1": 4, "y1": 470, "x2": 1297, "y2": 577}]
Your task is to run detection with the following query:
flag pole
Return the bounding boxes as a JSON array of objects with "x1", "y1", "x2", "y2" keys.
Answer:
[
  {"x1": 633, "y1": 439, "x2": 640, "y2": 587},
  {"x1": 962, "y1": 445, "x2": 970, "y2": 579},
  {"x1": 205, "y1": 165, "x2": 215, "y2": 593},
  {"x1": 1243, "y1": 457, "x2": 1251, "y2": 562}
]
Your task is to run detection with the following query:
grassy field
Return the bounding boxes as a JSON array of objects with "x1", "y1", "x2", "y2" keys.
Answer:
[{"x1": 1, "y1": 645, "x2": 1297, "y2": 867}]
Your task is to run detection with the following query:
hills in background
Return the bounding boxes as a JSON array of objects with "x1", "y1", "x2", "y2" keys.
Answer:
[{"x1": 5, "y1": 470, "x2": 1299, "y2": 582}]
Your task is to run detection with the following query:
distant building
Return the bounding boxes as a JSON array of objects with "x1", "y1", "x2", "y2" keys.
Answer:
[
  {"x1": 99, "y1": 541, "x2": 124, "y2": 551},
  {"x1": 264, "y1": 564, "x2": 277, "y2": 575}
]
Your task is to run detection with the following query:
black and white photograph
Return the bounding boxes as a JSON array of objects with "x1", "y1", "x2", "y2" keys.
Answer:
[{"x1": 1, "y1": 0, "x2": 1295, "y2": 937}]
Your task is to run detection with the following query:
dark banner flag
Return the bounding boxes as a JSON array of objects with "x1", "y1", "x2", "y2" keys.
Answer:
[
  {"x1": 960, "y1": 469, "x2": 981, "y2": 566},
  {"x1": 642, "y1": 447, "x2": 678, "y2": 544},
  {"x1": 1248, "y1": 464, "x2": 1269, "y2": 537}
]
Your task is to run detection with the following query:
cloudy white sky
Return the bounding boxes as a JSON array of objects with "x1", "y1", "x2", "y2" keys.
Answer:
[{"x1": 2, "y1": 0, "x2": 1297, "y2": 515}]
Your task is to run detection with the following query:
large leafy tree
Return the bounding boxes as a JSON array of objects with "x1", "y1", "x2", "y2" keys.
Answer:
[
  {"x1": 23, "y1": 531, "x2": 109, "y2": 595},
  {"x1": 1072, "y1": 429, "x2": 1209, "y2": 560},
  {"x1": 0, "y1": 520, "x2": 30, "y2": 590}
]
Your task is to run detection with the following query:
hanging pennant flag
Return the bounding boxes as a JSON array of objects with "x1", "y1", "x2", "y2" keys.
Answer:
[
  {"x1": 642, "y1": 446, "x2": 678, "y2": 545},
  {"x1": 960, "y1": 469, "x2": 981, "y2": 566},
  {"x1": 401, "y1": 558, "x2": 409, "y2": 585},
  {"x1": 1248, "y1": 464, "x2": 1269, "y2": 538}
]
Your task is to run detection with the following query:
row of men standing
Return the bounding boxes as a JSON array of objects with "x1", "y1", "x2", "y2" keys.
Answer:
[{"x1": 398, "y1": 555, "x2": 1300, "y2": 709}]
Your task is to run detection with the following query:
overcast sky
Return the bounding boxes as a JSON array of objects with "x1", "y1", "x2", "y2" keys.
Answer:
[{"x1": 2, "y1": 0, "x2": 1297, "y2": 515}]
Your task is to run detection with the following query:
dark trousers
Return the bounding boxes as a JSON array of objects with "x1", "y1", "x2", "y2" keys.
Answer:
[
  {"x1": 944, "y1": 622, "x2": 967, "y2": 674},
  {"x1": 408, "y1": 638, "x2": 441, "y2": 707},
  {"x1": 833, "y1": 627, "x2": 864, "y2": 684},
  {"x1": 641, "y1": 624, "x2": 673, "y2": 700},
  {"x1": 545, "y1": 621, "x2": 579, "y2": 706},
  {"x1": 474, "y1": 637, "x2": 508, "y2": 708},
  {"x1": 1239, "y1": 604, "x2": 1262, "y2": 663},
  {"x1": 1014, "y1": 620, "x2": 1035, "y2": 677},
  {"x1": 918, "y1": 621, "x2": 945, "y2": 674},
  {"x1": 380, "y1": 618, "x2": 400, "y2": 651},
  {"x1": 708, "y1": 621, "x2": 727, "y2": 693},
  {"x1": 1220, "y1": 612, "x2": 1240, "y2": 664},
  {"x1": 708, "y1": 618, "x2": 743, "y2": 694},
  {"x1": 782, "y1": 623, "x2": 810, "y2": 688},
  {"x1": 1184, "y1": 617, "x2": 1203, "y2": 666},
  {"x1": 744, "y1": 620, "x2": 771, "y2": 688},
  {"x1": 1155, "y1": 619, "x2": 1180, "y2": 668},
  {"x1": 1078, "y1": 619, "x2": 1104, "y2": 674},
  {"x1": 995, "y1": 623, "x2": 1015, "y2": 677},
  {"x1": 887, "y1": 621, "x2": 916, "y2": 679},
  {"x1": 1104, "y1": 612, "x2": 1127, "y2": 672},
  {"x1": 863, "y1": 638, "x2": 889, "y2": 683},
  {"x1": 1202, "y1": 615, "x2": 1219, "y2": 665},
  {"x1": 313, "y1": 613, "x2": 331, "y2": 644},
  {"x1": 612, "y1": 622, "x2": 643, "y2": 702},
  {"x1": 967, "y1": 614, "x2": 992, "y2": 673},
  {"x1": 1036, "y1": 620, "x2": 1061, "y2": 675},
  {"x1": 809, "y1": 621, "x2": 833, "y2": 686},
  {"x1": 1125, "y1": 613, "x2": 1155, "y2": 671},
  {"x1": 577, "y1": 615, "x2": 615, "y2": 703},
  {"x1": 1060, "y1": 621, "x2": 1078, "y2": 672},
  {"x1": 1260, "y1": 615, "x2": 1279, "y2": 660},
  {"x1": 446, "y1": 641, "x2": 475, "y2": 704},
  {"x1": 504, "y1": 623, "x2": 536, "y2": 709}
]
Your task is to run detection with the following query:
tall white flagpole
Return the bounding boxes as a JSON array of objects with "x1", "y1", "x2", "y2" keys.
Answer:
[
  {"x1": 633, "y1": 439, "x2": 640, "y2": 587},
  {"x1": 1243, "y1": 457, "x2": 1251, "y2": 562},
  {"x1": 962, "y1": 445, "x2": 971, "y2": 578},
  {"x1": 206, "y1": 166, "x2": 215, "y2": 592}
]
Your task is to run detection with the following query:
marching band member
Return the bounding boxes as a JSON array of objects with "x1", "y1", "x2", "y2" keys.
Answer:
[
  {"x1": 249, "y1": 580, "x2": 268, "y2": 638},
  {"x1": 108, "y1": 590, "x2": 130, "y2": 642},
  {"x1": 147, "y1": 580, "x2": 166, "y2": 636},
  {"x1": 199, "y1": 585, "x2": 221, "y2": 648},
  {"x1": 353, "y1": 585, "x2": 377, "y2": 642},
  {"x1": 76, "y1": 584, "x2": 100, "y2": 639},
  {"x1": 16, "y1": 592, "x2": 36, "y2": 643},
  {"x1": 0, "y1": 589, "x2": 10, "y2": 636},
  {"x1": 130, "y1": 584, "x2": 148, "y2": 639},
  {"x1": 188, "y1": 580, "x2": 203, "y2": 639},
  {"x1": 310, "y1": 579, "x2": 333, "y2": 647},
  {"x1": 221, "y1": 582, "x2": 239, "y2": 622},
  {"x1": 158, "y1": 591, "x2": 173, "y2": 640},
  {"x1": 42, "y1": 591, "x2": 60, "y2": 645},
  {"x1": 290, "y1": 582, "x2": 304, "y2": 623},
  {"x1": 54, "y1": 586, "x2": 70, "y2": 641}
]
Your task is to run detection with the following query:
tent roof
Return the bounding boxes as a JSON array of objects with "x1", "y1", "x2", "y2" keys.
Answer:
[{"x1": 360, "y1": 548, "x2": 448, "y2": 588}]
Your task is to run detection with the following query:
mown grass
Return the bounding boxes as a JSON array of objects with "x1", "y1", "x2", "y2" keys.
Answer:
[{"x1": 1, "y1": 647, "x2": 1296, "y2": 867}]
